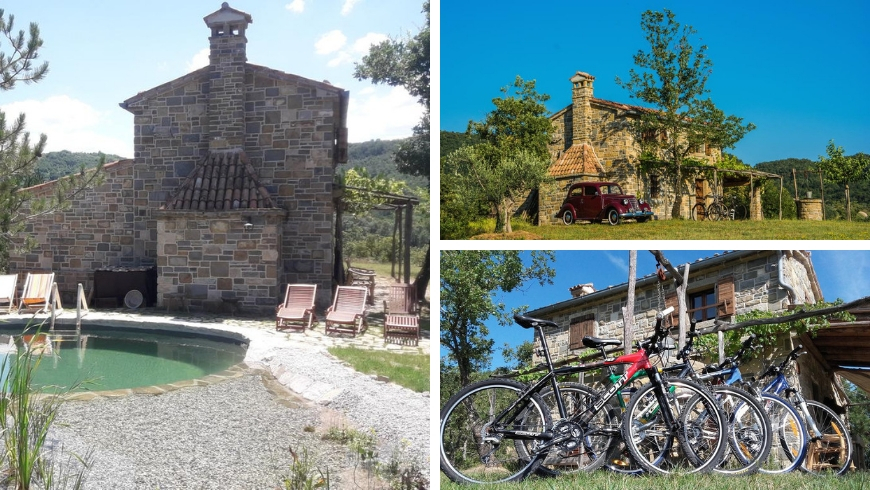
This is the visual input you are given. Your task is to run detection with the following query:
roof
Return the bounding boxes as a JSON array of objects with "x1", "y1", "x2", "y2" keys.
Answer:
[
  {"x1": 203, "y1": 2, "x2": 252, "y2": 26},
  {"x1": 549, "y1": 143, "x2": 604, "y2": 177},
  {"x1": 550, "y1": 97, "x2": 654, "y2": 121},
  {"x1": 527, "y1": 251, "x2": 776, "y2": 317},
  {"x1": 161, "y1": 149, "x2": 275, "y2": 211}
]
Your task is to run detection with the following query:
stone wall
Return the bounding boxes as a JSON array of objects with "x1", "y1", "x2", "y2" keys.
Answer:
[
  {"x1": 797, "y1": 199, "x2": 823, "y2": 220},
  {"x1": 7, "y1": 160, "x2": 138, "y2": 304},
  {"x1": 534, "y1": 251, "x2": 810, "y2": 363},
  {"x1": 155, "y1": 210, "x2": 284, "y2": 313}
]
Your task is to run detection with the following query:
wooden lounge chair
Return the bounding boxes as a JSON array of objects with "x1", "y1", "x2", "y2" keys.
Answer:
[
  {"x1": 324, "y1": 286, "x2": 368, "y2": 336},
  {"x1": 0, "y1": 274, "x2": 17, "y2": 314},
  {"x1": 383, "y1": 283, "x2": 420, "y2": 346},
  {"x1": 276, "y1": 284, "x2": 317, "y2": 331},
  {"x1": 18, "y1": 272, "x2": 56, "y2": 313}
]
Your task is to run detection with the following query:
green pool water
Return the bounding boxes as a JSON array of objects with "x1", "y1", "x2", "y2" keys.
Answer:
[{"x1": 1, "y1": 327, "x2": 247, "y2": 392}]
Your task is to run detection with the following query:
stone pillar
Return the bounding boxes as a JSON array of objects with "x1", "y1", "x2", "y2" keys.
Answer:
[
  {"x1": 570, "y1": 71, "x2": 595, "y2": 144},
  {"x1": 750, "y1": 185, "x2": 764, "y2": 220}
]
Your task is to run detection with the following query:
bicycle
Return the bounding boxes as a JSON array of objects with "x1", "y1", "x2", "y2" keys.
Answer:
[
  {"x1": 661, "y1": 322, "x2": 774, "y2": 475},
  {"x1": 691, "y1": 193, "x2": 748, "y2": 221},
  {"x1": 752, "y1": 345, "x2": 853, "y2": 475},
  {"x1": 439, "y1": 307, "x2": 729, "y2": 483}
]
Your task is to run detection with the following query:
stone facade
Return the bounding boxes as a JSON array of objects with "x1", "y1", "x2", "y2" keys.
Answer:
[
  {"x1": 540, "y1": 71, "x2": 720, "y2": 224},
  {"x1": 6, "y1": 3, "x2": 348, "y2": 313}
]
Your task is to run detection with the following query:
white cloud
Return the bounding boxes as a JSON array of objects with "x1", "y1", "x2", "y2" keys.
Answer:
[
  {"x1": 604, "y1": 252, "x2": 630, "y2": 276},
  {"x1": 341, "y1": 0, "x2": 361, "y2": 16},
  {"x1": 346, "y1": 86, "x2": 423, "y2": 142},
  {"x1": 352, "y1": 32, "x2": 388, "y2": 54},
  {"x1": 1, "y1": 96, "x2": 131, "y2": 157},
  {"x1": 315, "y1": 30, "x2": 347, "y2": 55},
  {"x1": 186, "y1": 48, "x2": 210, "y2": 73},
  {"x1": 285, "y1": 0, "x2": 305, "y2": 13},
  {"x1": 327, "y1": 52, "x2": 353, "y2": 68}
]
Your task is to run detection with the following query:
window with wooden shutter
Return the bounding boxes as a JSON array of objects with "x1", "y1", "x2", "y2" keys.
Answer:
[
  {"x1": 568, "y1": 314, "x2": 595, "y2": 351},
  {"x1": 717, "y1": 275, "x2": 735, "y2": 317},
  {"x1": 664, "y1": 292, "x2": 679, "y2": 326}
]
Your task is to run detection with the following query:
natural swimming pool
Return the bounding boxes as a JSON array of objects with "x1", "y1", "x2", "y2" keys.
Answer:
[{"x1": 0, "y1": 325, "x2": 248, "y2": 392}]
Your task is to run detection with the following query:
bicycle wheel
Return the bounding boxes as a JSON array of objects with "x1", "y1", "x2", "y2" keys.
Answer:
[
  {"x1": 710, "y1": 385, "x2": 772, "y2": 476},
  {"x1": 622, "y1": 379, "x2": 727, "y2": 474},
  {"x1": 440, "y1": 378, "x2": 553, "y2": 483},
  {"x1": 732, "y1": 203, "x2": 748, "y2": 220},
  {"x1": 800, "y1": 400, "x2": 853, "y2": 475},
  {"x1": 535, "y1": 383, "x2": 618, "y2": 474},
  {"x1": 758, "y1": 393, "x2": 807, "y2": 474},
  {"x1": 706, "y1": 203, "x2": 726, "y2": 221},
  {"x1": 691, "y1": 203, "x2": 707, "y2": 221}
]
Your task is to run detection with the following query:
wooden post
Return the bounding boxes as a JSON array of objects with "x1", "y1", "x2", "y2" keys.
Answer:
[
  {"x1": 677, "y1": 262, "x2": 691, "y2": 349},
  {"x1": 820, "y1": 170, "x2": 826, "y2": 220},
  {"x1": 792, "y1": 168, "x2": 799, "y2": 201},
  {"x1": 718, "y1": 330, "x2": 725, "y2": 364},
  {"x1": 403, "y1": 201, "x2": 413, "y2": 284},
  {"x1": 623, "y1": 251, "x2": 637, "y2": 356},
  {"x1": 779, "y1": 177, "x2": 783, "y2": 220}
]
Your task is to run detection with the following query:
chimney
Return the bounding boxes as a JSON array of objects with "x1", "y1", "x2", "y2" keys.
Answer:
[
  {"x1": 203, "y1": 3, "x2": 252, "y2": 149},
  {"x1": 570, "y1": 71, "x2": 594, "y2": 145},
  {"x1": 569, "y1": 283, "x2": 595, "y2": 298}
]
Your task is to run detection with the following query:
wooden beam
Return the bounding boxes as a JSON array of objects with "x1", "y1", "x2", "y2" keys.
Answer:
[
  {"x1": 700, "y1": 295, "x2": 870, "y2": 336},
  {"x1": 799, "y1": 333, "x2": 832, "y2": 371},
  {"x1": 650, "y1": 250, "x2": 683, "y2": 286}
]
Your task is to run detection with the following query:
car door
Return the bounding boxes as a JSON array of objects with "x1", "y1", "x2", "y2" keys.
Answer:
[{"x1": 578, "y1": 184, "x2": 602, "y2": 219}]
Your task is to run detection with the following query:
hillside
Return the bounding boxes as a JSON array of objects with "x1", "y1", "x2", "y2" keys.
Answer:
[{"x1": 37, "y1": 150, "x2": 123, "y2": 182}]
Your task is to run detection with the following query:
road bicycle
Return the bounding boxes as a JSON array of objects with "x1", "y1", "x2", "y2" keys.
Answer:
[
  {"x1": 691, "y1": 193, "x2": 748, "y2": 221},
  {"x1": 752, "y1": 345, "x2": 853, "y2": 475},
  {"x1": 661, "y1": 323, "x2": 774, "y2": 475},
  {"x1": 439, "y1": 307, "x2": 729, "y2": 483}
]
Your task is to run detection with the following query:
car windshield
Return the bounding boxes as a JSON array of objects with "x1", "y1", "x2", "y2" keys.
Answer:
[{"x1": 601, "y1": 184, "x2": 623, "y2": 195}]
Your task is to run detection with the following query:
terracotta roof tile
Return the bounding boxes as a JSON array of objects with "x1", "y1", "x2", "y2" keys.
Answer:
[
  {"x1": 549, "y1": 143, "x2": 604, "y2": 177},
  {"x1": 162, "y1": 149, "x2": 274, "y2": 211}
]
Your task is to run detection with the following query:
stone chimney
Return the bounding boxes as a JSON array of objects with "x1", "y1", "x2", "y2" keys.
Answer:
[
  {"x1": 570, "y1": 71, "x2": 594, "y2": 145},
  {"x1": 203, "y1": 2, "x2": 252, "y2": 149},
  {"x1": 569, "y1": 283, "x2": 595, "y2": 298}
]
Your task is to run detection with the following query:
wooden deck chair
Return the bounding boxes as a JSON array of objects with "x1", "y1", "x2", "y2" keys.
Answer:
[
  {"x1": 18, "y1": 272, "x2": 55, "y2": 313},
  {"x1": 384, "y1": 283, "x2": 420, "y2": 346},
  {"x1": 276, "y1": 284, "x2": 317, "y2": 331},
  {"x1": 0, "y1": 274, "x2": 17, "y2": 314},
  {"x1": 324, "y1": 286, "x2": 368, "y2": 336}
]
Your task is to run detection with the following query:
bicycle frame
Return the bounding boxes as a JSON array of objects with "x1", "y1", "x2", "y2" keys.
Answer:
[{"x1": 760, "y1": 369, "x2": 825, "y2": 439}]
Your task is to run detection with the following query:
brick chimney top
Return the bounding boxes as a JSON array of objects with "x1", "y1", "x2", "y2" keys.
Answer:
[
  {"x1": 569, "y1": 283, "x2": 595, "y2": 298},
  {"x1": 203, "y1": 3, "x2": 252, "y2": 38}
]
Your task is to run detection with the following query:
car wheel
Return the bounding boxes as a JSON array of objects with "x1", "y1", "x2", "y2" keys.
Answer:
[
  {"x1": 607, "y1": 209, "x2": 620, "y2": 225},
  {"x1": 562, "y1": 210, "x2": 575, "y2": 225}
]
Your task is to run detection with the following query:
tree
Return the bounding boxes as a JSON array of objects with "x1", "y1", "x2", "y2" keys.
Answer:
[
  {"x1": 440, "y1": 250, "x2": 555, "y2": 386},
  {"x1": 616, "y1": 9, "x2": 756, "y2": 218},
  {"x1": 816, "y1": 140, "x2": 869, "y2": 222},
  {"x1": 0, "y1": 10, "x2": 103, "y2": 271},
  {"x1": 463, "y1": 76, "x2": 553, "y2": 233},
  {"x1": 354, "y1": 1, "x2": 430, "y2": 300}
]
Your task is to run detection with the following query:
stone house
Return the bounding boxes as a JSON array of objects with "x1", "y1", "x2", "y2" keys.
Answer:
[
  {"x1": 7, "y1": 3, "x2": 348, "y2": 314},
  {"x1": 539, "y1": 71, "x2": 730, "y2": 224},
  {"x1": 524, "y1": 250, "x2": 849, "y2": 412}
]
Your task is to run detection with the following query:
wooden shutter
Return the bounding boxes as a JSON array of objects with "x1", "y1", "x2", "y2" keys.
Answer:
[
  {"x1": 569, "y1": 314, "x2": 595, "y2": 351},
  {"x1": 717, "y1": 275, "x2": 735, "y2": 317},
  {"x1": 664, "y1": 292, "x2": 679, "y2": 326}
]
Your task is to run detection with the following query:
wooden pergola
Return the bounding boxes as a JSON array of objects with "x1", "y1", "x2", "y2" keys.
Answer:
[{"x1": 706, "y1": 166, "x2": 785, "y2": 219}]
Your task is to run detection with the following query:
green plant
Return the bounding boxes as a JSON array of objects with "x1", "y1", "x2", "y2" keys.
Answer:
[
  {"x1": 280, "y1": 446, "x2": 329, "y2": 490},
  {"x1": 327, "y1": 347, "x2": 429, "y2": 393},
  {"x1": 0, "y1": 325, "x2": 92, "y2": 489}
]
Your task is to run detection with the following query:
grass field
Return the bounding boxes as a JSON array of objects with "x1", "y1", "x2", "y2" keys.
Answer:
[
  {"x1": 459, "y1": 218, "x2": 870, "y2": 240},
  {"x1": 439, "y1": 470, "x2": 870, "y2": 489},
  {"x1": 327, "y1": 346, "x2": 429, "y2": 392}
]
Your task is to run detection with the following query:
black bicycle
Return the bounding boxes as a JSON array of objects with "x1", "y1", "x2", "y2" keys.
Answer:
[{"x1": 439, "y1": 307, "x2": 729, "y2": 483}]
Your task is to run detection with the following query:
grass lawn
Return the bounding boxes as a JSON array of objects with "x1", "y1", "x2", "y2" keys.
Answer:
[
  {"x1": 459, "y1": 218, "x2": 870, "y2": 240},
  {"x1": 328, "y1": 346, "x2": 429, "y2": 393},
  {"x1": 439, "y1": 469, "x2": 870, "y2": 489}
]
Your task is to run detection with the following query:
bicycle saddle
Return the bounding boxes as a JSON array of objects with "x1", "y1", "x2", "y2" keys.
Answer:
[
  {"x1": 582, "y1": 336, "x2": 621, "y2": 349},
  {"x1": 513, "y1": 314, "x2": 560, "y2": 330}
]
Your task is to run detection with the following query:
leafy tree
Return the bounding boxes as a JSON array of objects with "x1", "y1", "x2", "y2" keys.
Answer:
[
  {"x1": 354, "y1": 1, "x2": 430, "y2": 300},
  {"x1": 616, "y1": 9, "x2": 755, "y2": 218},
  {"x1": 462, "y1": 76, "x2": 553, "y2": 233},
  {"x1": 0, "y1": 10, "x2": 103, "y2": 271},
  {"x1": 440, "y1": 250, "x2": 555, "y2": 387},
  {"x1": 816, "y1": 140, "x2": 870, "y2": 222},
  {"x1": 844, "y1": 381, "x2": 870, "y2": 469}
]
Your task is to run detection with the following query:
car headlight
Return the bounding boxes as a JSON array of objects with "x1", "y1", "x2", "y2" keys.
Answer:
[
  {"x1": 639, "y1": 199, "x2": 645, "y2": 205},
  {"x1": 622, "y1": 199, "x2": 628, "y2": 205}
]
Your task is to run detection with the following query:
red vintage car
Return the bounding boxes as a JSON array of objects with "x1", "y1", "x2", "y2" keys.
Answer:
[{"x1": 556, "y1": 181, "x2": 653, "y2": 225}]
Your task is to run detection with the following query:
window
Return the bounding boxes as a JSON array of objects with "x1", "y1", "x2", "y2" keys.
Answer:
[
  {"x1": 584, "y1": 186, "x2": 597, "y2": 196},
  {"x1": 569, "y1": 314, "x2": 595, "y2": 350},
  {"x1": 689, "y1": 288, "x2": 716, "y2": 322},
  {"x1": 649, "y1": 175, "x2": 660, "y2": 199}
]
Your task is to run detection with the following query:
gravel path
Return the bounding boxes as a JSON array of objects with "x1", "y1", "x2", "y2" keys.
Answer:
[{"x1": 40, "y1": 315, "x2": 431, "y2": 489}]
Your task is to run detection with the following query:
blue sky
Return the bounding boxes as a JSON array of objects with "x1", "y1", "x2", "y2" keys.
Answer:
[
  {"x1": 440, "y1": 250, "x2": 870, "y2": 369},
  {"x1": 440, "y1": 0, "x2": 870, "y2": 166},
  {"x1": 0, "y1": 0, "x2": 427, "y2": 157}
]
